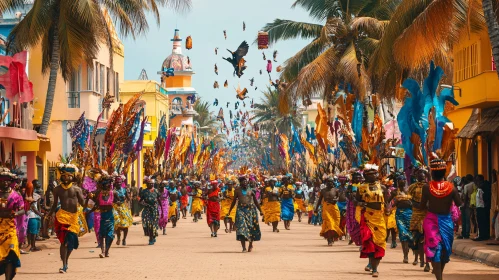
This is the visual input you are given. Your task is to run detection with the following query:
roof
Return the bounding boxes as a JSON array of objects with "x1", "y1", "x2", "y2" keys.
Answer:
[
  {"x1": 475, "y1": 107, "x2": 499, "y2": 136},
  {"x1": 120, "y1": 80, "x2": 162, "y2": 93},
  {"x1": 457, "y1": 108, "x2": 480, "y2": 139}
]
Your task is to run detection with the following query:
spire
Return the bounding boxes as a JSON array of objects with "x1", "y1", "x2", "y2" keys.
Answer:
[
  {"x1": 171, "y1": 29, "x2": 182, "y2": 55},
  {"x1": 138, "y1": 69, "x2": 149, "y2": 80},
  {"x1": 171, "y1": 29, "x2": 182, "y2": 42}
]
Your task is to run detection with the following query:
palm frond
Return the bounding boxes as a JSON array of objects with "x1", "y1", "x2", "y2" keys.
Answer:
[
  {"x1": 0, "y1": 0, "x2": 28, "y2": 13},
  {"x1": 292, "y1": 0, "x2": 343, "y2": 20},
  {"x1": 350, "y1": 17, "x2": 389, "y2": 38},
  {"x1": 258, "y1": 19, "x2": 324, "y2": 45},
  {"x1": 337, "y1": 42, "x2": 369, "y2": 98}
]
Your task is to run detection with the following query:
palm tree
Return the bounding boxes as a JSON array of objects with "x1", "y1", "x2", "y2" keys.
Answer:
[
  {"x1": 251, "y1": 87, "x2": 302, "y2": 137},
  {"x1": 193, "y1": 99, "x2": 227, "y2": 146},
  {"x1": 483, "y1": 0, "x2": 499, "y2": 76},
  {"x1": 369, "y1": 0, "x2": 485, "y2": 97},
  {"x1": 259, "y1": 0, "x2": 397, "y2": 103},
  {"x1": 3, "y1": 0, "x2": 192, "y2": 135}
]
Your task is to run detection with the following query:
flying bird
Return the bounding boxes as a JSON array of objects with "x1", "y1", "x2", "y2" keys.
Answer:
[
  {"x1": 243, "y1": 21, "x2": 246, "y2": 31},
  {"x1": 224, "y1": 80, "x2": 228, "y2": 88},
  {"x1": 217, "y1": 108, "x2": 224, "y2": 121},
  {"x1": 223, "y1": 30, "x2": 227, "y2": 40},
  {"x1": 213, "y1": 99, "x2": 219, "y2": 106},
  {"x1": 215, "y1": 47, "x2": 218, "y2": 55},
  {"x1": 235, "y1": 84, "x2": 249, "y2": 100},
  {"x1": 187, "y1": 56, "x2": 191, "y2": 65},
  {"x1": 214, "y1": 64, "x2": 218, "y2": 75},
  {"x1": 259, "y1": 70, "x2": 262, "y2": 75},
  {"x1": 230, "y1": 110, "x2": 233, "y2": 119},
  {"x1": 250, "y1": 99, "x2": 254, "y2": 108},
  {"x1": 226, "y1": 102, "x2": 230, "y2": 108},
  {"x1": 162, "y1": 67, "x2": 175, "y2": 78},
  {"x1": 262, "y1": 52, "x2": 266, "y2": 60},
  {"x1": 213, "y1": 81, "x2": 219, "y2": 88},
  {"x1": 255, "y1": 86, "x2": 258, "y2": 90},
  {"x1": 235, "y1": 102, "x2": 239, "y2": 110},
  {"x1": 223, "y1": 41, "x2": 249, "y2": 78},
  {"x1": 273, "y1": 50, "x2": 278, "y2": 62},
  {"x1": 249, "y1": 77, "x2": 254, "y2": 86},
  {"x1": 243, "y1": 101, "x2": 246, "y2": 107}
]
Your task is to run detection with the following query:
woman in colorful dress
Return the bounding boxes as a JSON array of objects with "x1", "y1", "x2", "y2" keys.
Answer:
[
  {"x1": 228, "y1": 176, "x2": 263, "y2": 252},
  {"x1": 167, "y1": 181, "x2": 179, "y2": 228},
  {"x1": 408, "y1": 166, "x2": 430, "y2": 271},
  {"x1": 221, "y1": 180, "x2": 236, "y2": 233},
  {"x1": 157, "y1": 181, "x2": 169, "y2": 235},
  {"x1": 190, "y1": 182, "x2": 203, "y2": 222},
  {"x1": 0, "y1": 167, "x2": 24, "y2": 280},
  {"x1": 294, "y1": 182, "x2": 306, "y2": 222},
  {"x1": 280, "y1": 176, "x2": 294, "y2": 230},
  {"x1": 389, "y1": 172, "x2": 413, "y2": 263},
  {"x1": 356, "y1": 165, "x2": 387, "y2": 278},
  {"x1": 264, "y1": 178, "x2": 281, "y2": 232},
  {"x1": 113, "y1": 174, "x2": 133, "y2": 246},
  {"x1": 140, "y1": 179, "x2": 163, "y2": 245},
  {"x1": 206, "y1": 181, "x2": 221, "y2": 237},
  {"x1": 346, "y1": 171, "x2": 362, "y2": 245}
]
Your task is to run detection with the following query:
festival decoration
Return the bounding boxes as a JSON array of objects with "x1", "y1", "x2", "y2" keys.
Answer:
[{"x1": 257, "y1": 31, "x2": 269, "y2": 49}]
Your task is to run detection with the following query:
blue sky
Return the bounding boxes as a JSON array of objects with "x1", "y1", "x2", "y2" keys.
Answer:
[{"x1": 122, "y1": 0, "x2": 316, "y2": 118}]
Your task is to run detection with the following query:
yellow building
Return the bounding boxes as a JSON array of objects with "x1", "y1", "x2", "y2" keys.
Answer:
[
  {"x1": 447, "y1": 28, "x2": 499, "y2": 181},
  {"x1": 28, "y1": 9, "x2": 125, "y2": 185},
  {"x1": 118, "y1": 78, "x2": 169, "y2": 185}
]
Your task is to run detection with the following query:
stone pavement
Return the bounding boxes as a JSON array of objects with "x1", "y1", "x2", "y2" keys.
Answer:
[
  {"x1": 17, "y1": 216, "x2": 499, "y2": 280},
  {"x1": 453, "y1": 239, "x2": 499, "y2": 267}
]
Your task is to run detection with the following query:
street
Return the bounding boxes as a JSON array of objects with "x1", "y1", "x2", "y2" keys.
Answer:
[{"x1": 17, "y1": 216, "x2": 499, "y2": 280}]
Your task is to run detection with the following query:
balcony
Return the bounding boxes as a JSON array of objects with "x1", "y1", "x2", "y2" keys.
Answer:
[
  {"x1": 0, "y1": 102, "x2": 37, "y2": 141},
  {"x1": 455, "y1": 71, "x2": 499, "y2": 109}
]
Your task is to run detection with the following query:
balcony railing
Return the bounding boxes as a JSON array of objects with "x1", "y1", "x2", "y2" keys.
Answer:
[
  {"x1": 0, "y1": 100, "x2": 33, "y2": 130},
  {"x1": 67, "y1": 91, "x2": 81, "y2": 108}
]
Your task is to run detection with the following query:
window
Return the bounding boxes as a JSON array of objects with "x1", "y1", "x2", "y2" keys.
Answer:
[
  {"x1": 454, "y1": 42, "x2": 479, "y2": 83},
  {"x1": 106, "y1": 67, "x2": 110, "y2": 94},
  {"x1": 95, "y1": 63, "x2": 99, "y2": 93},
  {"x1": 172, "y1": 97, "x2": 183, "y2": 113},
  {"x1": 115, "y1": 72, "x2": 120, "y2": 101},
  {"x1": 100, "y1": 64, "x2": 105, "y2": 94},
  {"x1": 0, "y1": 96, "x2": 10, "y2": 126},
  {"x1": 87, "y1": 64, "x2": 93, "y2": 91},
  {"x1": 68, "y1": 66, "x2": 81, "y2": 108}
]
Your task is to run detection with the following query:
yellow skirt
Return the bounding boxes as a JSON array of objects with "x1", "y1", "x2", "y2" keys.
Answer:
[
  {"x1": 168, "y1": 201, "x2": 178, "y2": 219},
  {"x1": 221, "y1": 199, "x2": 236, "y2": 221},
  {"x1": 295, "y1": 198, "x2": 306, "y2": 212},
  {"x1": 320, "y1": 202, "x2": 343, "y2": 237},
  {"x1": 385, "y1": 208, "x2": 397, "y2": 230},
  {"x1": 365, "y1": 207, "x2": 387, "y2": 250},
  {"x1": 191, "y1": 198, "x2": 204, "y2": 214},
  {"x1": 264, "y1": 200, "x2": 281, "y2": 223},
  {"x1": 0, "y1": 218, "x2": 20, "y2": 268},
  {"x1": 113, "y1": 203, "x2": 133, "y2": 229}
]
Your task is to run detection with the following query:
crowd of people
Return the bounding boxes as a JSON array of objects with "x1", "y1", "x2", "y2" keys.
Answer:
[{"x1": 0, "y1": 155, "x2": 497, "y2": 280}]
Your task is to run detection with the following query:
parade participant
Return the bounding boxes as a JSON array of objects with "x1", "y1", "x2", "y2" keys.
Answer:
[
  {"x1": 384, "y1": 179, "x2": 397, "y2": 249},
  {"x1": 294, "y1": 182, "x2": 306, "y2": 222},
  {"x1": 167, "y1": 181, "x2": 180, "y2": 228},
  {"x1": 346, "y1": 171, "x2": 362, "y2": 245},
  {"x1": 280, "y1": 176, "x2": 294, "y2": 230},
  {"x1": 420, "y1": 156, "x2": 462, "y2": 280},
  {"x1": 206, "y1": 180, "x2": 221, "y2": 237},
  {"x1": 48, "y1": 163, "x2": 85, "y2": 273},
  {"x1": 190, "y1": 182, "x2": 203, "y2": 222},
  {"x1": 307, "y1": 188, "x2": 316, "y2": 225},
  {"x1": 221, "y1": 180, "x2": 236, "y2": 233},
  {"x1": 0, "y1": 168, "x2": 24, "y2": 280},
  {"x1": 129, "y1": 180, "x2": 141, "y2": 217},
  {"x1": 356, "y1": 165, "x2": 387, "y2": 278},
  {"x1": 315, "y1": 177, "x2": 343, "y2": 246},
  {"x1": 13, "y1": 178, "x2": 27, "y2": 255},
  {"x1": 140, "y1": 179, "x2": 163, "y2": 245},
  {"x1": 264, "y1": 178, "x2": 281, "y2": 232},
  {"x1": 389, "y1": 172, "x2": 413, "y2": 263},
  {"x1": 337, "y1": 176, "x2": 348, "y2": 239},
  {"x1": 259, "y1": 179, "x2": 269, "y2": 223},
  {"x1": 158, "y1": 181, "x2": 169, "y2": 235},
  {"x1": 113, "y1": 174, "x2": 133, "y2": 246},
  {"x1": 179, "y1": 181, "x2": 189, "y2": 219},
  {"x1": 228, "y1": 176, "x2": 262, "y2": 252},
  {"x1": 408, "y1": 166, "x2": 430, "y2": 271},
  {"x1": 26, "y1": 182, "x2": 42, "y2": 252},
  {"x1": 89, "y1": 173, "x2": 118, "y2": 258}
]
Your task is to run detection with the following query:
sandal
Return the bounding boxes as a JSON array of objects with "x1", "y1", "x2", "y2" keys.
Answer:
[
  {"x1": 225, "y1": 229, "x2": 229, "y2": 233},
  {"x1": 413, "y1": 260, "x2": 418, "y2": 265},
  {"x1": 99, "y1": 253, "x2": 105, "y2": 258},
  {"x1": 372, "y1": 271, "x2": 379, "y2": 278},
  {"x1": 59, "y1": 266, "x2": 67, "y2": 273}
]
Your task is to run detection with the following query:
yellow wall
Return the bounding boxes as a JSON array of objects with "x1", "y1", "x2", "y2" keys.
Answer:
[{"x1": 449, "y1": 28, "x2": 499, "y2": 179}]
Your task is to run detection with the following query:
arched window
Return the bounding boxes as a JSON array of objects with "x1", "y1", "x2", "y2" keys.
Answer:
[{"x1": 172, "y1": 97, "x2": 183, "y2": 113}]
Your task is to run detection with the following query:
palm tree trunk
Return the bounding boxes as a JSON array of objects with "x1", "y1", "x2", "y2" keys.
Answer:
[
  {"x1": 39, "y1": 24, "x2": 60, "y2": 135},
  {"x1": 483, "y1": 0, "x2": 499, "y2": 77}
]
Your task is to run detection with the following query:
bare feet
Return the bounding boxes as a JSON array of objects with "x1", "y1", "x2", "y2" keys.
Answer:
[
  {"x1": 99, "y1": 253, "x2": 104, "y2": 258},
  {"x1": 248, "y1": 244, "x2": 253, "y2": 252}
]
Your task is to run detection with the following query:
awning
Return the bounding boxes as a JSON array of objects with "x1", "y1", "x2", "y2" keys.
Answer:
[
  {"x1": 475, "y1": 107, "x2": 499, "y2": 136},
  {"x1": 457, "y1": 108, "x2": 480, "y2": 139}
]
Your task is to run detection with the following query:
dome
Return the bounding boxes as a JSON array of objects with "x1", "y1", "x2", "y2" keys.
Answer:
[
  {"x1": 162, "y1": 53, "x2": 192, "y2": 72},
  {"x1": 161, "y1": 29, "x2": 192, "y2": 72}
]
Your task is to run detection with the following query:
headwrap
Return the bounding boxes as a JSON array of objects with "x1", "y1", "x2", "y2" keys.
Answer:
[
  {"x1": 210, "y1": 180, "x2": 219, "y2": 187},
  {"x1": 364, "y1": 164, "x2": 379, "y2": 174},
  {"x1": 429, "y1": 157, "x2": 446, "y2": 170},
  {"x1": 57, "y1": 163, "x2": 79, "y2": 176},
  {"x1": 0, "y1": 167, "x2": 16, "y2": 180}
]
